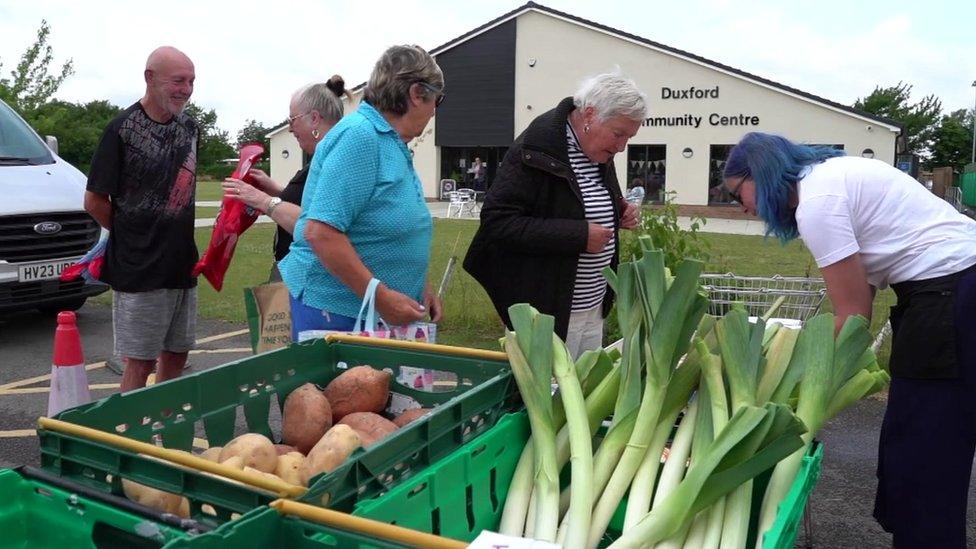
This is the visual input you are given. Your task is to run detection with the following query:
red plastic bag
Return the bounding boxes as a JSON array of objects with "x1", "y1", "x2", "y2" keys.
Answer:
[
  {"x1": 60, "y1": 233, "x2": 107, "y2": 283},
  {"x1": 192, "y1": 143, "x2": 264, "y2": 291}
]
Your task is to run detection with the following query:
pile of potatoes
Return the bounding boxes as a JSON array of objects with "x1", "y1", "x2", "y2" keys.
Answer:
[{"x1": 121, "y1": 365, "x2": 435, "y2": 515}]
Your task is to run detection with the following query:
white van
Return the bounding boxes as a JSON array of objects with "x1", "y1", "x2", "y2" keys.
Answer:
[{"x1": 0, "y1": 98, "x2": 107, "y2": 315}]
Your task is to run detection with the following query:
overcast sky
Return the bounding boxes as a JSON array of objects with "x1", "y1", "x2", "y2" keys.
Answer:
[{"x1": 1, "y1": 0, "x2": 973, "y2": 137}]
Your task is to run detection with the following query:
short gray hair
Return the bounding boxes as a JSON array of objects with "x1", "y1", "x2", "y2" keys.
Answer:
[
  {"x1": 364, "y1": 45, "x2": 444, "y2": 116},
  {"x1": 573, "y1": 72, "x2": 648, "y2": 122},
  {"x1": 293, "y1": 74, "x2": 346, "y2": 124}
]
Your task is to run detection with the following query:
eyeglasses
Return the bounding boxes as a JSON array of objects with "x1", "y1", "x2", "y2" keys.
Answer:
[
  {"x1": 418, "y1": 82, "x2": 446, "y2": 107},
  {"x1": 287, "y1": 111, "x2": 311, "y2": 125},
  {"x1": 727, "y1": 176, "x2": 748, "y2": 203}
]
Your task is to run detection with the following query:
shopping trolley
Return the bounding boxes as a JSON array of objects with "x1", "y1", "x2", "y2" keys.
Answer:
[{"x1": 699, "y1": 273, "x2": 827, "y2": 323}]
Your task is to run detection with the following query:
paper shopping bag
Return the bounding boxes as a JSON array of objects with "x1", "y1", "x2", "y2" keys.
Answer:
[{"x1": 244, "y1": 282, "x2": 292, "y2": 353}]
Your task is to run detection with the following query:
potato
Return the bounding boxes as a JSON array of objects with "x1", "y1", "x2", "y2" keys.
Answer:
[
  {"x1": 393, "y1": 408, "x2": 433, "y2": 427},
  {"x1": 338, "y1": 412, "x2": 398, "y2": 447},
  {"x1": 218, "y1": 433, "x2": 277, "y2": 473},
  {"x1": 243, "y1": 466, "x2": 283, "y2": 484},
  {"x1": 122, "y1": 479, "x2": 188, "y2": 517},
  {"x1": 178, "y1": 497, "x2": 190, "y2": 519},
  {"x1": 281, "y1": 383, "x2": 332, "y2": 454},
  {"x1": 219, "y1": 456, "x2": 245, "y2": 470},
  {"x1": 200, "y1": 447, "x2": 223, "y2": 462},
  {"x1": 300, "y1": 424, "x2": 361, "y2": 486},
  {"x1": 323, "y1": 366, "x2": 391, "y2": 420},
  {"x1": 275, "y1": 444, "x2": 300, "y2": 456},
  {"x1": 275, "y1": 452, "x2": 305, "y2": 486}
]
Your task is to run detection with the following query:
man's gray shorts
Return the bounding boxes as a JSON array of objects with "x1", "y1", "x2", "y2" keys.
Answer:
[{"x1": 113, "y1": 288, "x2": 197, "y2": 360}]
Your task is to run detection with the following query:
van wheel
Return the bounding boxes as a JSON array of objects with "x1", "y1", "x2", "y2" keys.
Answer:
[{"x1": 38, "y1": 298, "x2": 87, "y2": 315}]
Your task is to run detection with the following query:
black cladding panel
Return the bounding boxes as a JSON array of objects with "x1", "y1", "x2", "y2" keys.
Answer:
[{"x1": 434, "y1": 19, "x2": 516, "y2": 147}]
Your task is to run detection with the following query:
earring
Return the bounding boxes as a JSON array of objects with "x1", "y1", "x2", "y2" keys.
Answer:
[
  {"x1": 311, "y1": 128, "x2": 321, "y2": 139},
  {"x1": 584, "y1": 125, "x2": 590, "y2": 133}
]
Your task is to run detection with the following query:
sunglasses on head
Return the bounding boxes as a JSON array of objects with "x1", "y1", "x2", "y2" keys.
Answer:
[{"x1": 418, "y1": 82, "x2": 446, "y2": 107}]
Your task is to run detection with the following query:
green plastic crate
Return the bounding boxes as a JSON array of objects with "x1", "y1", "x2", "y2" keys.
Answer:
[
  {"x1": 0, "y1": 467, "x2": 200, "y2": 548},
  {"x1": 163, "y1": 506, "x2": 413, "y2": 549},
  {"x1": 38, "y1": 337, "x2": 517, "y2": 523},
  {"x1": 352, "y1": 412, "x2": 824, "y2": 548}
]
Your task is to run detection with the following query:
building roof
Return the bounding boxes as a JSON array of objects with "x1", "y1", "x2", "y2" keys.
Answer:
[{"x1": 268, "y1": 2, "x2": 902, "y2": 136}]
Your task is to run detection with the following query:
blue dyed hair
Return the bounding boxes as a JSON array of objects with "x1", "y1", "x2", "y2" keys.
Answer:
[{"x1": 723, "y1": 132, "x2": 845, "y2": 242}]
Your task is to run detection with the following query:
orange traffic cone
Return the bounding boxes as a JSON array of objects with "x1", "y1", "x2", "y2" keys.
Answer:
[{"x1": 47, "y1": 311, "x2": 91, "y2": 417}]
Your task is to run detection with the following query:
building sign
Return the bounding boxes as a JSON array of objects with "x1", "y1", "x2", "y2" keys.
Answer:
[
  {"x1": 661, "y1": 86, "x2": 720, "y2": 100},
  {"x1": 642, "y1": 114, "x2": 760, "y2": 128},
  {"x1": 647, "y1": 85, "x2": 760, "y2": 128}
]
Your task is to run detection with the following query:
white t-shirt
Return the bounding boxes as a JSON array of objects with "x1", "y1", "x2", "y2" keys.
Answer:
[{"x1": 795, "y1": 156, "x2": 976, "y2": 288}]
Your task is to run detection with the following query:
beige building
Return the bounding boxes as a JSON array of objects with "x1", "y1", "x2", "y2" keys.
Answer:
[{"x1": 268, "y1": 2, "x2": 900, "y2": 207}]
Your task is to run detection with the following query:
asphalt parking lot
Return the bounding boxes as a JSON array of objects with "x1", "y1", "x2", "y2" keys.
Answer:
[
  {"x1": 1, "y1": 302, "x2": 974, "y2": 546},
  {"x1": 0, "y1": 301, "x2": 252, "y2": 468}
]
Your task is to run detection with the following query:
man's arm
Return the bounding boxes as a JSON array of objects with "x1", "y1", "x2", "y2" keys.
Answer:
[{"x1": 84, "y1": 191, "x2": 112, "y2": 229}]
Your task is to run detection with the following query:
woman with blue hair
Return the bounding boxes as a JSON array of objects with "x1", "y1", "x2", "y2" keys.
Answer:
[{"x1": 723, "y1": 132, "x2": 976, "y2": 547}]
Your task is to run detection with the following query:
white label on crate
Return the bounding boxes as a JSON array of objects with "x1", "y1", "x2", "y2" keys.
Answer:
[
  {"x1": 467, "y1": 532, "x2": 562, "y2": 549},
  {"x1": 388, "y1": 391, "x2": 421, "y2": 415}
]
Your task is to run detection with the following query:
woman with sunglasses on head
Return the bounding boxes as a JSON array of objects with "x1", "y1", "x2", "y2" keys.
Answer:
[
  {"x1": 722, "y1": 131, "x2": 976, "y2": 548},
  {"x1": 278, "y1": 45, "x2": 444, "y2": 340},
  {"x1": 222, "y1": 76, "x2": 347, "y2": 279}
]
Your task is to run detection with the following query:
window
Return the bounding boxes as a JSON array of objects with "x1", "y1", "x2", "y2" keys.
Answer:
[
  {"x1": 626, "y1": 145, "x2": 667, "y2": 203},
  {"x1": 708, "y1": 145, "x2": 735, "y2": 204},
  {"x1": 709, "y1": 143, "x2": 846, "y2": 205}
]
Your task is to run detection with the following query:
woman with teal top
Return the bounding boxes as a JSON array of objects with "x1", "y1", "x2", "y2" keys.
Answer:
[{"x1": 279, "y1": 44, "x2": 445, "y2": 338}]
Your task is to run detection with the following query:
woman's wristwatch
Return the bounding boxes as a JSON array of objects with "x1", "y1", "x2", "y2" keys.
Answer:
[{"x1": 265, "y1": 197, "x2": 282, "y2": 215}]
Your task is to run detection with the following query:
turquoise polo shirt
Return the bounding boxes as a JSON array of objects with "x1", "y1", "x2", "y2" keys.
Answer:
[{"x1": 279, "y1": 101, "x2": 433, "y2": 319}]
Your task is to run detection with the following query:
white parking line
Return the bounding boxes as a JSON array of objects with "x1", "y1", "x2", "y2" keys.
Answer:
[
  {"x1": 0, "y1": 361, "x2": 107, "y2": 391},
  {"x1": 0, "y1": 383, "x2": 120, "y2": 395},
  {"x1": 0, "y1": 328, "x2": 250, "y2": 392},
  {"x1": 0, "y1": 429, "x2": 36, "y2": 438}
]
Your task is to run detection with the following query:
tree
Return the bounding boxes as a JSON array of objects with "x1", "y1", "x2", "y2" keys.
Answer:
[
  {"x1": 183, "y1": 102, "x2": 235, "y2": 167},
  {"x1": 927, "y1": 109, "x2": 975, "y2": 172},
  {"x1": 29, "y1": 100, "x2": 122, "y2": 173},
  {"x1": 236, "y1": 119, "x2": 272, "y2": 152},
  {"x1": 0, "y1": 20, "x2": 74, "y2": 114},
  {"x1": 854, "y1": 82, "x2": 942, "y2": 157}
]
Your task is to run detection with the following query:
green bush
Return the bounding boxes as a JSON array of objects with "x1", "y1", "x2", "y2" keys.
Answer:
[{"x1": 605, "y1": 192, "x2": 710, "y2": 342}]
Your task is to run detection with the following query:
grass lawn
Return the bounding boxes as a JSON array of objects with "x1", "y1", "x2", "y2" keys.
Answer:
[
  {"x1": 196, "y1": 178, "x2": 225, "y2": 202},
  {"x1": 196, "y1": 207, "x2": 221, "y2": 219},
  {"x1": 92, "y1": 218, "x2": 893, "y2": 360}
]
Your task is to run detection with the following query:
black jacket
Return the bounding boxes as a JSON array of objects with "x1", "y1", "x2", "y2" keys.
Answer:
[{"x1": 463, "y1": 97, "x2": 623, "y2": 338}]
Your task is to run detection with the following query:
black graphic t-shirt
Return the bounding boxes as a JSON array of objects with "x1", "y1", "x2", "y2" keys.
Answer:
[{"x1": 87, "y1": 102, "x2": 199, "y2": 292}]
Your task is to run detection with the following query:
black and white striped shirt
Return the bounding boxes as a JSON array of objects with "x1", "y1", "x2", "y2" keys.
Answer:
[{"x1": 567, "y1": 123, "x2": 616, "y2": 312}]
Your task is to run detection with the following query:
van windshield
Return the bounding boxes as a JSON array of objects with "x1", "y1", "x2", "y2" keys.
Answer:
[{"x1": 0, "y1": 100, "x2": 54, "y2": 165}]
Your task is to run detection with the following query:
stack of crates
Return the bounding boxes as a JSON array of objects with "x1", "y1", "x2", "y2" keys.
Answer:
[{"x1": 20, "y1": 328, "x2": 828, "y2": 547}]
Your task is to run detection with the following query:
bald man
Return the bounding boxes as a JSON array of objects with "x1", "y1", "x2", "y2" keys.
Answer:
[{"x1": 84, "y1": 46, "x2": 200, "y2": 392}]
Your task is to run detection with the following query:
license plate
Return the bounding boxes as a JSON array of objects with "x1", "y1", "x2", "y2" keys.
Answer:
[{"x1": 18, "y1": 260, "x2": 74, "y2": 282}]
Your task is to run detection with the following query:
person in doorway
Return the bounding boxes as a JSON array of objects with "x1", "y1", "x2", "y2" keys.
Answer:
[
  {"x1": 463, "y1": 71, "x2": 646, "y2": 358},
  {"x1": 279, "y1": 45, "x2": 444, "y2": 339},
  {"x1": 469, "y1": 156, "x2": 486, "y2": 191},
  {"x1": 84, "y1": 46, "x2": 199, "y2": 392},
  {"x1": 722, "y1": 131, "x2": 976, "y2": 548},
  {"x1": 222, "y1": 76, "x2": 347, "y2": 279}
]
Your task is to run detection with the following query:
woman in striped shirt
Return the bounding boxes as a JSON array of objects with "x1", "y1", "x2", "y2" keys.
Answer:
[{"x1": 464, "y1": 72, "x2": 647, "y2": 358}]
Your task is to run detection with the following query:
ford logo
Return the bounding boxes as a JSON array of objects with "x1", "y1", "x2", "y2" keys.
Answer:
[{"x1": 34, "y1": 222, "x2": 62, "y2": 235}]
